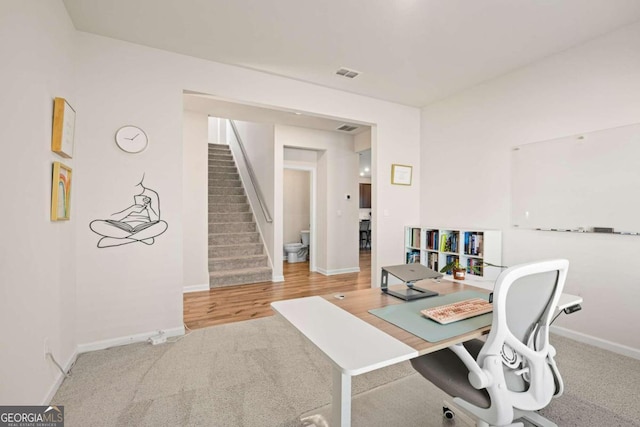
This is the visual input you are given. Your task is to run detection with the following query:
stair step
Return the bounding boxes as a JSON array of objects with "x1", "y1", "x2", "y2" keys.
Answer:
[
  {"x1": 208, "y1": 179, "x2": 242, "y2": 188},
  {"x1": 209, "y1": 254, "x2": 268, "y2": 272},
  {"x1": 209, "y1": 186, "x2": 245, "y2": 196},
  {"x1": 209, "y1": 243, "x2": 264, "y2": 258},
  {"x1": 207, "y1": 142, "x2": 271, "y2": 287},
  {"x1": 209, "y1": 160, "x2": 236, "y2": 168},
  {"x1": 209, "y1": 194, "x2": 247, "y2": 204},
  {"x1": 211, "y1": 166, "x2": 237, "y2": 174},
  {"x1": 209, "y1": 171, "x2": 239, "y2": 179},
  {"x1": 209, "y1": 222, "x2": 256, "y2": 234},
  {"x1": 209, "y1": 153, "x2": 233, "y2": 160},
  {"x1": 208, "y1": 203, "x2": 250, "y2": 213},
  {"x1": 209, "y1": 232, "x2": 260, "y2": 245},
  {"x1": 209, "y1": 212, "x2": 253, "y2": 223},
  {"x1": 209, "y1": 267, "x2": 272, "y2": 287}
]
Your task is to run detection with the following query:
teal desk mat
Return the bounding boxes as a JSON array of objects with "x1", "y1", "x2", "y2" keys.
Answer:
[{"x1": 369, "y1": 290, "x2": 492, "y2": 343}]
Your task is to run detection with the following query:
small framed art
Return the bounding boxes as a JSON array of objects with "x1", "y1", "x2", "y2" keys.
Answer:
[
  {"x1": 391, "y1": 164, "x2": 412, "y2": 186},
  {"x1": 51, "y1": 162, "x2": 72, "y2": 221},
  {"x1": 51, "y1": 97, "x2": 76, "y2": 158}
]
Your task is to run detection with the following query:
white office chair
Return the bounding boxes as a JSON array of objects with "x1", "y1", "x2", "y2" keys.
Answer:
[{"x1": 411, "y1": 259, "x2": 569, "y2": 427}]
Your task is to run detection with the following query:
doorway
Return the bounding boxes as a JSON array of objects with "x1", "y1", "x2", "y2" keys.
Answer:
[{"x1": 283, "y1": 164, "x2": 317, "y2": 272}]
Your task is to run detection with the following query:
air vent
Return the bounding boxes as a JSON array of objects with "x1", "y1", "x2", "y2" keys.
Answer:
[
  {"x1": 336, "y1": 67, "x2": 360, "y2": 79},
  {"x1": 337, "y1": 124, "x2": 359, "y2": 132}
]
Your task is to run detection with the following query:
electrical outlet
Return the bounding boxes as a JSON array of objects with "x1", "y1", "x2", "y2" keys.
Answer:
[
  {"x1": 150, "y1": 330, "x2": 166, "y2": 345},
  {"x1": 151, "y1": 335, "x2": 167, "y2": 345},
  {"x1": 44, "y1": 338, "x2": 50, "y2": 359}
]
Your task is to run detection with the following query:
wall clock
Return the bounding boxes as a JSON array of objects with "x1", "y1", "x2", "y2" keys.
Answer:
[{"x1": 115, "y1": 125, "x2": 148, "y2": 153}]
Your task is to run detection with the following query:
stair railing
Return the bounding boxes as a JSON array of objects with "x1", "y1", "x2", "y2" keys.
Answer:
[{"x1": 227, "y1": 119, "x2": 273, "y2": 223}]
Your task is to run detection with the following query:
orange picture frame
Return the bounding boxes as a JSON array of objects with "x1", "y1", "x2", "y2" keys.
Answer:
[{"x1": 51, "y1": 162, "x2": 72, "y2": 221}]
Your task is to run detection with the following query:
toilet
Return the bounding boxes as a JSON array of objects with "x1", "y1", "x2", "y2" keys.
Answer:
[{"x1": 284, "y1": 230, "x2": 310, "y2": 263}]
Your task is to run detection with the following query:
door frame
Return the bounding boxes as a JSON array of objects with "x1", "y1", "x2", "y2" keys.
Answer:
[{"x1": 283, "y1": 162, "x2": 317, "y2": 272}]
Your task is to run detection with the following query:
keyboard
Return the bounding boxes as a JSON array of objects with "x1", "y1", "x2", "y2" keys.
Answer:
[{"x1": 420, "y1": 298, "x2": 493, "y2": 325}]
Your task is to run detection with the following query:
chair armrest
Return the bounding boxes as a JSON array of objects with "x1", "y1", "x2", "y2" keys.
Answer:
[{"x1": 449, "y1": 343, "x2": 493, "y2": 389}]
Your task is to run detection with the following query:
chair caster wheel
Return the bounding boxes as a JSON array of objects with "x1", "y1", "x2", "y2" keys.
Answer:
[{"x1": 443, "y1": 406, "x2": 455, "y2": 420}]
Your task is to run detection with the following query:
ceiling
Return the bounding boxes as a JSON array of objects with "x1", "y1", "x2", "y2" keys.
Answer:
[
  {"x1": 184, "y1": 92, "x2": 373, "y2": 175},
  {"x1": 183, "y1": 92, "x2": 369, "y2": 135},
  {"x1": 63, "y1": 0, "x2": 640, "y2": 107}
]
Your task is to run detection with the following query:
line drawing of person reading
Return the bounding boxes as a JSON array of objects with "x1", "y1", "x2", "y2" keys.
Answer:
[{"x1": 89, "y1": 175, "x2": 168, "y2": 248}]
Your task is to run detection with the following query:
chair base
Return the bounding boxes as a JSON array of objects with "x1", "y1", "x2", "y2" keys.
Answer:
[{"x1": 442, "y1": 399, "x2": 557, "y2": 427}]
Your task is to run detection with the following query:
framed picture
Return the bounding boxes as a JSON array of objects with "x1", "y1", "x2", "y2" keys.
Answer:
[
  {"x1": 51, "y1": 162, "x2": 72, "y2": 221},
  {"x1": 391, "y1": 164, "x2": 412, "y2": 186},
  {"x1": 51, "y1": 97, "x2": 76, "y2": 158}
]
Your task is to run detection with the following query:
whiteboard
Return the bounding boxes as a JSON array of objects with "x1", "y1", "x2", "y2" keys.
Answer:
[{"x1": 511, "y1": 122, "x2": 640, "y2": 234}]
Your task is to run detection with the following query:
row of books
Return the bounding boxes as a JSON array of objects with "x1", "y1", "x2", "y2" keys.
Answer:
[
  {"x1": 408, "y1": 228, "x2": 421, "y2": 248},
  {"x1": 467, "y1": 258, "x2": 484, "y2": 275},
  {"x1": 406, "y1": 250, "x2": 420, "y2": 264},
  {"x1": 410, "y1": 230, "x2": 481, "y2": 255},
  {"x1": 440, "y1": 233, "x2": 459, "y2": 253},
  {"x1": 406, "y1": 250, "x2": 484, "y2": 277},
  {"x1": 425, "y1": 230, "x2": 439, "y2": 250},
  {"x1": 464, "y1": 232, "x2": 484, "y2": 257},
  {"x1": 426, "y1": 252, "x2": 439, "y2": 271}
]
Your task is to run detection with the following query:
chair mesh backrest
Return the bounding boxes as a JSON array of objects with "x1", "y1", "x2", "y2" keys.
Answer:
[
  {"x1": 478, "y1": 259, "x2": 568, "y2": 406},
  {"x1": 505, "y1": 271, "x2": 558, "y2": 343}
]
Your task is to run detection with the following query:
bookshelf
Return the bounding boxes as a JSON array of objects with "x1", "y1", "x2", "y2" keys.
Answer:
[{"x1": 404, "y1": 226, "x2": 502, "y2": 281}]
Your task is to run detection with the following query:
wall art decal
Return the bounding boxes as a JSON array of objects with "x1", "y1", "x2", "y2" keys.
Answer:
[{"x1": 89, "y1": 174, "x2": 168, "y2": 248}]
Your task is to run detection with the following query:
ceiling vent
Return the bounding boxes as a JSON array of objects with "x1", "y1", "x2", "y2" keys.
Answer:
[
  {"x1": 337, "y1": 124, "x2": 359, "y2": 132},
  {"x1": 336, "y1": 67, "x2": 360, "y2": 79}
]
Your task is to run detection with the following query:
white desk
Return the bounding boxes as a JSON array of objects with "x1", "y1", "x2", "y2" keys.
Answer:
[
  {"x1": 272, "y1": 284, "x2": 582, "y2": 427},
  {"x1": 271, "y1": 296, "x2": 417, "y2": 426}
]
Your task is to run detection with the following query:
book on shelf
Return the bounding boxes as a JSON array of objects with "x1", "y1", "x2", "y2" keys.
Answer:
[
  {"x1": 426, "y1": 230, "x2": 439, "y2": 250},
  {"x1": 411, "y1": 228, "x2": 421, "y2": 248},
  {"x1": 440, "y1": 232, "x2": 459, "y2": 253},
  {"x1": 467, "y1": 257, "x2": 484, "y2": 276},
  {"x1": 427, "y1": 252, "x2": 438, "y2": 271},
  {"x1": 406, "y1": 250, "x2": 420, "y2": 264},
  {"x1": 464, "y1": 232, "x2": 484, "y2": 257}
]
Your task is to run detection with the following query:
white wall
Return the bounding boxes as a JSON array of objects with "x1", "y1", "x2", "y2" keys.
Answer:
[
  {"x1": 74, "y1": 34, "x2": 186, "y2": 346},
  {"x1": 421, "y1": 21, "x2": 640, "y2": 354},
  {"x1": 276, "y1": 126, "x2": 359, "y2": 274},
  {"x1": 230, "y1": 120, "x2": 277, "y2": 275},
  {"x1": 183, "y1": 110, "x2": 209, "y2": 291},
  {"x1": 71, "y1": 30, "x2": 419, "y2": 345},
  {"x1": 354, "y1": 129, "x2": 372, "y2": 152},
  {"x1": 283, "y1": 170, "x2": 311, "y2": 245},
  {"x1": 207, "y1": 116, "x2": 228, "y2": 144},
  {"x1": 0, "y1": 1, "x2": 77, "y2": 404},
  {"x1": 2, "y1": 1, "x2": 421, "y2": 402}
]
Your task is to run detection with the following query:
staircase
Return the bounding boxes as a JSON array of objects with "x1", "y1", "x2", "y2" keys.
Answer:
[{"x1": 208, "y1": 143, "x2": 272, "y2": 287}]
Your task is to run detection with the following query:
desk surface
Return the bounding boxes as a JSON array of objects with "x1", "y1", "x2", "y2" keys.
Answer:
[
  {"x1": 271, "y1": 296, "x2": 417, "y2": 375},
  {"x1": 322, "y1": 280, "x2": 492, "y2": 356}
]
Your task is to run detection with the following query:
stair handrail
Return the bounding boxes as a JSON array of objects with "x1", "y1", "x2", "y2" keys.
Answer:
[{"x1": 228, "y1": 119, "x2": 273, "y2": 223}]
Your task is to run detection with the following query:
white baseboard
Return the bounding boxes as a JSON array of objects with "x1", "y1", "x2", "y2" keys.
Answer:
[
  {"x1": 42, "y1": 348, "x2": 78, "y2": 405},
  {"x1": 551, "y1": 325, "x2": 640, "y2": 360},
  {"x1": 183, "y1": 283, "x2": 210, "y2": 293},
  {"x1": 272, "y1": 275, "x2": 285, "y2": 282},
  {"x1": 77, "y1": 326, "x2": 185, "y2": 354},
  {"x1": 315, "y1": 266, "x2": 360, "y2": 276}
]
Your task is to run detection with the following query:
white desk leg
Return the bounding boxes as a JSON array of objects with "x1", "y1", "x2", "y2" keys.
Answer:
[{"x1": 332, "y1": 366, "x2": 351, "y2": 427}]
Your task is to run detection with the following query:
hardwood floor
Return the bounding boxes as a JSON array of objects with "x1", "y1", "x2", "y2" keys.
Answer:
[{"x1": 184, "y1": 250, "x2": 373, "y2": 329}]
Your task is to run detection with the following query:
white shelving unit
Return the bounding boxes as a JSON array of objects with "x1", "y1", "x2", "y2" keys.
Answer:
[{"x1": 404, "y1": 226, "x2": 503, "y2": 282}]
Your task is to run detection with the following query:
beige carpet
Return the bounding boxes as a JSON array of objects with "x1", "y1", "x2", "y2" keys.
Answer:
[{"x1": 52, "y1": 315, "x2": 640, "y2": 426}]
